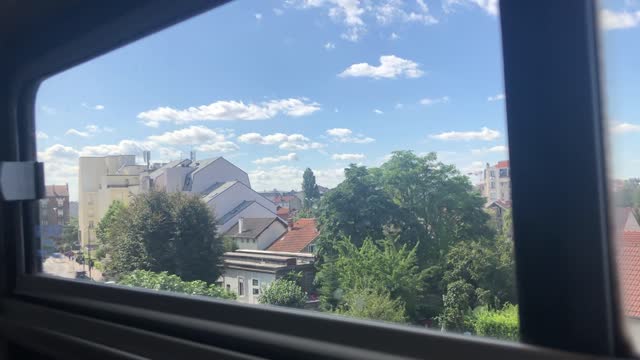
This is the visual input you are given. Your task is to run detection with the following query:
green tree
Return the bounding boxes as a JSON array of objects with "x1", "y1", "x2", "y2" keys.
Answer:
[
  {"x1": 103, "y1": 191, "x2": 224, "y2": 282},
  {"x1": 59, "y1": 217, "x2": 79, "y2": 252},
  {"x1": 95, "y1": 201, "x2": 126, "y2": 260},
  {"x1": 259, "y1": 279, "x2": 307, "y2": 308},
  {"x1": 118, "y1": 270, "x2": 235, "y2": 300},
  {"x1": 472, "y1": 304, "x2": 519, "y2": 341},
  {"x1": 315, "y1": 255, "x2": 342, "y2": 310},
  {"x1": 335, "y1": 288, "x2": 407, "y2": 323},
  {"x1": 437, "y1": 280, "x2": 474, "y2": 332},
  {"x1": 302, "y1": 168, "x2": 320, "y2": 210}
]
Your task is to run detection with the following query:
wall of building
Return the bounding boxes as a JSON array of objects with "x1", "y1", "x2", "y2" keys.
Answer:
[
  {"x1": 163, "y1": 166, "x2": 193, "y2": 192},
  {"x1": 190, "y1": 158, "x2": 250, "y2": 193},
  {"x1": 483, "y1": 164, "x2": 511, "y2": 202},
  {"x1": 256, "y1": 222, "x2": 287, "y2": 250},
  {"x1": 223, "y1": 268, "x2": 276, "y2": 304}
]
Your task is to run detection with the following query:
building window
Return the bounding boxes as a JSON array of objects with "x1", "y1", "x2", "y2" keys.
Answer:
[
  {"x1": 490, "y1": 182, "x2": 496, "y2": 189},
  {"x1": 490, "y1": 170, "x2": 495, "y2": 178},
  {"x1": 226, "y1": 284, "x2": 231, "y2": 292},
  {"x1": 252, "y1": 279, "x2": 260, "y2": 295},
  {"x1": 499, "y1": 168, "x2": 509, "y2": 178},
  {"x1": 238, "y1": 277, "x2": 244, "y2": 296},
  {"x1": 308, "y1": 244, "x2": 316, "y2": 253}
]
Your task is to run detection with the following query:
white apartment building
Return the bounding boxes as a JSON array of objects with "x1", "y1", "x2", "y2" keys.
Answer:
[
  {"x1": 78, "y1": 155, "x2": 281, "y2": 248},
  {"x1": 483, "y1": 160, "x2": 511, "y2": 203}
]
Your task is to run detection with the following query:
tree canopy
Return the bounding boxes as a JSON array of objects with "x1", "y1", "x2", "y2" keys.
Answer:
[
  {"x1": 302, "y1": 168, "x2": 320, "y2": 210},
  {"x1": 118, "y1": 270, "x2": 235, "y2": 300},
  {"x1": 259, "y1": 279, "x2": 307, "y2": 308},
  {"x1": 100, "y1": 191, "x2": 223, "y2": 282}
]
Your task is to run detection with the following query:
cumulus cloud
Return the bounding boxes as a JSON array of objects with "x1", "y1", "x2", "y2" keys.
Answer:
[
  {"x1": 82, "y1": 103, "x2": 105, "y2": 110},
  {"x1": 41, "y1": 106, "x2": 57, "y2": 115},
  {"x1": 148, "y1": 126, "x2": 225, "y2": 145},
  {"x1": 487, "y1": 93, "x2": 505, "y2": 102},
  {"x1": 471, "y1": 145, "x2": 507, "y2": 155},
  {"x1": 249, "y1": 165, "x2": 344, "y2": 191},
  {"x1": 255, "y1": 13, "x2": 263, "y2": 20},
  {"x1": 253, "y1": 153, "x2": 299, "y2": 164},
  {"x1": 38, "y1": 144, "x2": 80, "y2": 200},
  {"x1": 444, "y1": 0, "x2": 499, "y2": 16},
  {"x1": 36, "y1": 131, "x2": 49, "y2": 140},
  {"x1": 238, "y1": 132, "x2": 324, "y2": 150},
  {"x1": 339, "y1": 55, "x2": 424, "y2": 79},
  {"x1": 326, "y1": 128, "x2": 375, "y2": 143},
  {"x1": 325, "y1": 42, "x2": 336, "y2": 50},
  {"x1": 332, "y1": 153, "x2": 365, "y2": 161},
  {"x1": 420, "y1": 96, "x2": 450, "y2": 106},
  {"x1": 86, "y1": 124, "x2": 114, "y2": 133},
  {"x1": 601, "y1": 9, "x2": 640, "y2": 30},
  {"x1": 612, "y1": 122, "x2": 640, "y2": 134},
  {"x1": 375, "y1": 0, "x2": 438, "y2": 25},
  {"x1": 137, "y1": 98, "x2": 321, "y2": 127},
  {"x1": 431, "y1": 127, "x2": 500, "y2": 141},
  {"x1": 196, "y1": 141, "x2": 240, "y2": 153},
  {"x1": 374, "y1": 109, "x2": 384, "y2": 114},
  {"x1": 273, "y1": 8, "x2": 284, "y2": 15},
  {"x1": 390, "y1": 32, "x2": 400, "y2": 40},
  {"x1": 65, "y1": 129, "x2": 90, "y2": 137}
]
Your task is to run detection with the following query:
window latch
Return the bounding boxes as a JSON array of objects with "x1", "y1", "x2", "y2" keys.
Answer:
[{"x1": 0, "y1": 161, "x2": 45, "y2": 201}]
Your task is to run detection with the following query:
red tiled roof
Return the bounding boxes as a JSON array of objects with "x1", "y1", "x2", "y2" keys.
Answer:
[
  {"x1": 496, "y1": 160, "x2": 510, "y2": 169},
  {"x1": 277, "y1": 207, "x2": 290, "y2": 217},
  {"x1": 267, "y1": 218, "x2": 319, "y2": 253},
  {"x1": 619, "y1": 232, "x2": 640, "y2": 317},
  {"x1": 46, "y1": 184, "x2": 68, "y2": 197}
]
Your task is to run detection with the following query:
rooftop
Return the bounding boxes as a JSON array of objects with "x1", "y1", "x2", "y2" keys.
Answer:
[
  {"x1": 224, "y1": 217, "x2": 284, "y2": 239},
  {"x1": 496, "y1": 160, "x2": 510, "y2": 169},
  {"x1": 45, "y1": 184, "x2": 69, "y2": 197},
  {"x1": 267, "y1": 218, "x2": 319, "y2": 253},
  {"x1": 619, "y1": 231, "x2": 640, "y2": 317}
]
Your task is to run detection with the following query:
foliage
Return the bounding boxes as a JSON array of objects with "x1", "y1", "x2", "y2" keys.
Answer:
[
  {"x1": 102, "y1": 191, "x2": 223, "y2": 282},
  {"x1": 335, "y1": 288, "x2": 407, "y2": 323},
  {"x1": 222, "y1": 236, "x2": 238, "y2": 253},
  {"x1": 95, "y1": 201, "x2": 126, "y2": 260},
  {"x1": 259, "y1": 279, "x2": 307, "y2": 308},
  {"x1": 59, "y1": 217, "x2": 79, "y2": 252},
  {"x1": 118, "y1": 270, "x2": 235, "y2": 300},
  {"x1": 472, "y1": 304, "x2": 519, "y2": 341},
  {"x1": 315, "y1": 255, "x2": 342, "y2": 311},
  {"x1": 437, "y1": 280, "x2": 474, "y2": 332},
  {"x1": 316, "y1": 237, "x2": 425, "y2": 320},
  {"x1": 293, "y1": 208, "x2": 314, "y2": 221},
  {"x1": 302, "y1": 168, "x2": 320, "y2": 210}
]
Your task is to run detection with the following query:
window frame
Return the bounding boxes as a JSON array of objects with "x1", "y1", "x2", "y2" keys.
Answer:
[{"x1": 0, "y1": 0, "x2": 634, "y2": 358}]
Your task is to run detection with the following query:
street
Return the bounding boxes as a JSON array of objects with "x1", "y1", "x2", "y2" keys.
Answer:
[{"x1": 42, "y1": 255, "x2": 103, "y2": 281}]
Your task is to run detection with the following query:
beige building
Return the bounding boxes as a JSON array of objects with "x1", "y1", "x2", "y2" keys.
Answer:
[{"x1": 483, "y1": 160, "x2": 511, "y2": 203}]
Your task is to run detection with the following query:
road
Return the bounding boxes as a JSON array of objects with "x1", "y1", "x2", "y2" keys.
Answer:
[{"x1": 43, "y1": 255, "x2": 103, "y2": 281}]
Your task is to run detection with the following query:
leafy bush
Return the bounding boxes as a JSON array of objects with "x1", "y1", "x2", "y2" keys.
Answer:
[
  {"x1": 118, "y1": 270, "x2": 235, "y2": 300},
  {"x1": 335, "y1": 288, "x2": 407, "y2": 323},
  {"x1": 472, "y1": 304, "x2": 519, "y2": 341},
  {"x1": 259, "y1": 279, "x2": 307, "y2": 308}
]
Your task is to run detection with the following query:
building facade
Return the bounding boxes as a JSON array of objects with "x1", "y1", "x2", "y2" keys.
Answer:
[
  {"x1": 40, "y1": 184, "x2": 70, "y2": 227},
  {"x1": 483, "y1": 160, "x2": 511, "y2": 203}
]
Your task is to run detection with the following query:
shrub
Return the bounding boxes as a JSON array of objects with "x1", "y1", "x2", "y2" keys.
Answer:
[
  {"x1": 118, "y1": 270, "x2": 235, "y2": 300},
  {"x1": 472, "y1": 303, "x2": 519, "y2": 341},
  {"x1": 259, "y1": 279, "x2": 307, "y2": 308}
]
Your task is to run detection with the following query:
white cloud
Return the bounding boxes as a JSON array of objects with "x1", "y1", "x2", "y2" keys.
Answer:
[
  {"x1": 431, "y1": 127, "x2": 500, "y2": 141},
  {"x1": 38, "y1": 144, "x2": 80, "y2": 200},
  {"x1": 488, "y1": 93, "x2": 505, "y2": 102},
  {"x1": 196, "y1": 141, "x2": 240, "y2": 153},
  {"x1": 238, "y1": 132, "x2": 325, "y2": 150},
  {"x1": 471, "y1": 145, "x2": 507, "y2": 155},
  {"x1": 601, "y1": 9, "x2": 640, "y2": 30},
  {"x1": 255, "y1": 13, "x2": 263, "y2": 20},
  {"x1": 65, "y1": 129, "x2": 90, "y2": 137},
  {"x1": 253, "y1": 153, "x2": 299, "y2": 164},
  {"x1": 375, "y1": 0, "x2": 438, "y2": 26},
  {"x1": 273, "y1": 8, "x2": 284, "y2": 15},
  {"x1": 148, "y1": 126, "x2": 226, "y2": 145},
  {"x1": 374, "y1": 109, "x2": 384, "y2": 114},
  {"x1": 420, "y1": 96, "x2": 450, "y2": 106},
  {"x1": 444, "y1": 0, "x2": 499, "y2": 16},
  {"x1": 95, "y1": 104, "x2": 105, "y2": 110},
  {"x1": 85, "y1": 124, "x2": 114, "y2": 133},
  {"x1": 36, "y1": 131, "x2": 49, "y2": 140},
  {"x1": 82, "y1": 103, "x2": 105, "y2": 110},
  {"x1": 326, "y1": 128, "x2": 375, "y2": 143},
  {"x1": 41, "y1": 106, "x2": 57, "y2": 115},
  {"x1": 325, "y1": 42, "x2": 336, "y2": 50},
  {"x1": 339, "y1": 55, "x2": 424, "y2": 79},
  {"x1": 395, "y1": 103, "x2": 404, "y2": 109},
  {"x1": 612, "y1": 122, "x2": 640, "y2": 134},
  {"x1": 137, "y1": 98, "x2": 321, "y2": 127},
  {"x1": 249, "y1": 165, "x2": 344, "y2": 191},
  {"x1": 332, "y1": 153, "x2": 365, "y2": 161},
  {"x1": 390, "y1": 32, "x2": 400, "y2": 40}
]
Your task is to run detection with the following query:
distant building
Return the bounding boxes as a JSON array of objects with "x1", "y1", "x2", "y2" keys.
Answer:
[
  {"x1": 483, "y1": 160, "x2": 511, "y2": 203},
  {"x1": 614, "y1": 207, "x2": 640, "y2": 233},
  {"x1": 39, "y1": 184, "x2": 70, "y2": 253},
  {"x1": 486, "y1": 200, "x2": 512, "y2": 233},
  {"x1": 267, "y1": 218, "x2": 320, "y2": 253},
  {"x1": 221, "y1": 250, "x2": 315, "y2": 304},
  {"x1": 223, "y1": 217, "x2": 287, "y2": 250},
  {"x1": 78, "y1": 155, "x2": 283, "y2": 248},
  {"x1": 259, "y1": 191, "x2": 303, "y2": 211},
  {"x1": 617, "y1": 231, "x2": 640, "y2": 343}
]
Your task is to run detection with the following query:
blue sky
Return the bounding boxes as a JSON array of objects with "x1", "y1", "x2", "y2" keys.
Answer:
[{"x1": 35, "y1": 0, "x2": 640, "y2": 200}]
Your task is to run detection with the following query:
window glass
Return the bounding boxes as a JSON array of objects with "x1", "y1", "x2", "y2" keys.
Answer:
[
  {"x1": 36, "y1": 0, "x2": 516, "y2": 340},
  {"x1": 601, "y1": 0, "x2": 640, "y2": 347}
]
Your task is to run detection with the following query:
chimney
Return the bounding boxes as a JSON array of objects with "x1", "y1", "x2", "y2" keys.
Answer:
[
  {"x1": 288, "y1": 219, "x2": 294, "y2": 230},
  {"x1": 238, "y1": 218, "x2": 244, "y2": 234}
]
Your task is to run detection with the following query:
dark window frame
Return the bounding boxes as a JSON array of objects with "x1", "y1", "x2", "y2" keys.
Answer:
[{"x1": 0, "y1": 0, "x2": 634, "y2": 358}]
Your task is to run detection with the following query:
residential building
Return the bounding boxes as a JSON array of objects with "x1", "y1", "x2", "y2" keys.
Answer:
[
  {"x1": 221, "y1": 250, "x2": 315, "y2": 304},
  {"x1": 615, "y1": 207, "x2": 640, "y2": 233},
  {"x1": 267, "y1": 218, "x2": 320, "y2": 253},
  {"x1": 39, "y1": 184, "x2": 71, "y2": 253},
  {"x1": 223, "y1": 217, "x2": 287, "y2": 250},
  {"x1": 259, "y1": 191, "x2": 303, "y2": 211},
  {"x1": 78, "y1": 154, "x2": 282, "y2": 248},
  {"x1": 483, "y1": 160, "x2": 511, "y2": 202},
  {"x1": 485, "y1": 200, "x2": 512, "y2": 233},
  {"x1": 617, "y1": 231, "x2": 640, "y2": 343}
]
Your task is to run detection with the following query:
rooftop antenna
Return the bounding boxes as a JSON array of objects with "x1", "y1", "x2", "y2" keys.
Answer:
[{"x1": 142, "y1": 151, "x2": 151, "y2": 170}]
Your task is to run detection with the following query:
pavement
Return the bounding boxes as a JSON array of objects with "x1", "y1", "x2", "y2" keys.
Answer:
[{"x1": 43, "y1": 255, "x2": 103, "y2": 282}]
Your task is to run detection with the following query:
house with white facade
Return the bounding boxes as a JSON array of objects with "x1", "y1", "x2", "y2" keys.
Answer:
[
  {"x1": 221, "y1": 250, "x2": 315, "y2": 304},
  {"x1": 78, "y1": 154, "x2": 282, "y2": 248},
  {"x1": 482, "y1": 160, "x2": 511, "y2": 203},
  {"x1": 223, "y1": 217, "x2": 287, "y2": 250}
]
